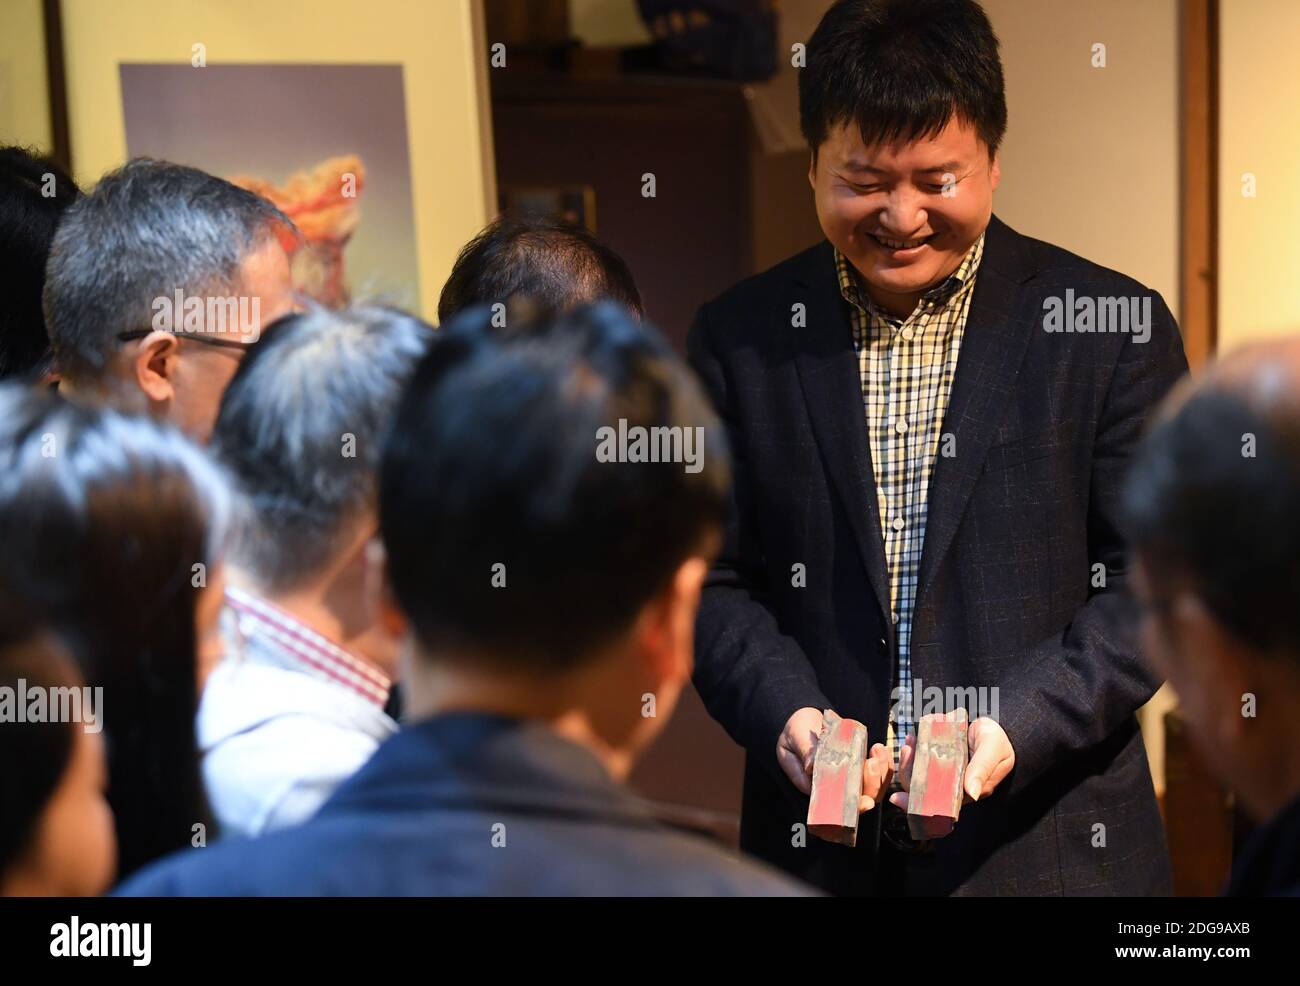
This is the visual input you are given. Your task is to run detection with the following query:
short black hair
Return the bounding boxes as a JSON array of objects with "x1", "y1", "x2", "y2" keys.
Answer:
[
  {"x1": 380, "y1": 302, "x2": 728, "y2": 670},
  {"x1": 0, "y1": 146, "x2": 80, "y2": 380},
  {"x1": 799, "y1": 0, "x2": 1007, "y2": 155},
  {"x1": 212, "y1": 305, "x2": 432, "y2": 592},
  {"x1": 44, "y1": 157, "x2": 293, "y2": 383},
  {"x1": 438, "y1": 218, "x2": 643, "y2": 323},
  {"x1": 1123, "y1": 389, "x2": 1300, "y2": 659}
]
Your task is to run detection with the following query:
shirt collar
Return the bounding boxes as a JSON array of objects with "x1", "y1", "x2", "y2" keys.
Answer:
[
  {"x1": 836, "y1": 232, "x2": 986, "y2": 320},
  {"x1": 224, "y1": 585, "x2": 392, "y2": 708}
]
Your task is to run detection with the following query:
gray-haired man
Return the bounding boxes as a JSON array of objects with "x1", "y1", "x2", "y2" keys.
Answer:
[
  {"x1": 44, "y1": 158, "x2": 296, "y2": 442},
  {"x1": 201, "y1": 305, "x2": 430, "y2": 837}
]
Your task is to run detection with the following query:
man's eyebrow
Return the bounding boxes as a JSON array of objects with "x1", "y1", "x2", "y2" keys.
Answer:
[
  {"x1": 839, "y1": 160, "x2": 967, "y2": 174},
  {"x1": 919, "y1": 160, "x2": 966, "y2": 173},
  {"x1": 840, "y1": 160, "x2": 886, "y2": 174}
]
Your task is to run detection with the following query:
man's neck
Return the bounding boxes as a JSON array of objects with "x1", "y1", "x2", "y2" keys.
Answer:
[
  {"x1": 863, "y1": 285, "x2": 922, "y2": 320},
  {"x1": 403, "y1": 658, "x2": 633, "y2": 782}
]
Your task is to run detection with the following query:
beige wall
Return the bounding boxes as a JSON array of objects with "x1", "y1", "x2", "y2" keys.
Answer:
[
  {"x1": 0, "y1": 0, "x2": 53, "y2": 152},
  {"x1": 982, "y1": 0, "x2": 1181, "y2": 792},
  {"x1": 56, "y1": 0, "x2": 493, "y2": 322},
  {"x1": 1218, "y1": 0, "x2": 1300, "y2": 349},
  {"x1": 984, "y1": 0, "x2": 1180, "y2": 318}
]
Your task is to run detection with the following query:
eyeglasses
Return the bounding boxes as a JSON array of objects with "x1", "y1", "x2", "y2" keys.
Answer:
[{"x1": 115, "y1": 329, "x2": 259, "y2": 353}]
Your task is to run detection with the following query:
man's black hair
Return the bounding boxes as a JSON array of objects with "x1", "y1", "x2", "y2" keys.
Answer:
[
  {"x1": 438, "y1": 218, "x2": 643, "y2": 323},
  {"x1": 0, "y1": 147, "x2": 80, "y2": 380},
  {"x1": 799, "y1": 0, "x2": 1007, "y2": 155},
  {"x1": 380, "y1": 301, "x2": 728, "y2": 670}
]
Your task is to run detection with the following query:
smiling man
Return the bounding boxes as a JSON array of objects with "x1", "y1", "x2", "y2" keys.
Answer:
[{"x1": 688, "y1": 0, "x2": 1188, "y2": 895}]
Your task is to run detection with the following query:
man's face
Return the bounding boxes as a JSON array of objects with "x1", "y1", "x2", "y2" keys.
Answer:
[
  {"x1": 1131, "y1": 556, "x2": 1243, "y2": 791},
  {"x1": 169, "y1": 237, "x2": 294, "y2": 442},
  {"x1": 809, "y1": 116, "x2": 999, "y2": 317}
]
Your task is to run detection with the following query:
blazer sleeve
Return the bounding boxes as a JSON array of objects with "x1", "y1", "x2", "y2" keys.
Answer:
[
  {"x1": 687, "y1": 301, "x2": 833, "y2": 785},
  {"x1": 996, "y1": 291, "x2": 1189, "y2": 796}
]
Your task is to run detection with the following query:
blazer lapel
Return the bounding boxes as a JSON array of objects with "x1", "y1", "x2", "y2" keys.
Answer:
[
  {"x1": 791, "y1": 242, "x2": 893, "y2": 629},
  {"x1": 915, "y1": 215, "x2": 1038, "y2": 611}
]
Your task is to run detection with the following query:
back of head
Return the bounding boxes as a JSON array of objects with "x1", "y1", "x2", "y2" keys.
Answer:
[
  {"x1": 0, "y1": 146, "x2": 80, "y2": 380},
  {"x1": 1124, "y1": 378, "x2": 1300, "y2": 660},
  {"x1": 43, "y1": 157, "x2": 291, "y2": 385},
  {"x1": 438, "y1": 218, "x2": 643, "y2": 323},
  {"x1": 212, "y1": 305, "x2": 432, "y2": 593},
  {"x1": 0, "y1": 383, "x2": 231, "y2": 876},
  {"x1": 380, "y1": 301, "x2": 729, "y2": 671}
]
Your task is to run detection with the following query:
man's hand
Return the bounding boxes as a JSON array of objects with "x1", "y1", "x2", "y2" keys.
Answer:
[
  {"x1": 888, "y1": 716, "x2": 1016, "y2": 812},
  {"x1": 777, "y1": 707, "x2": 894, "y2": 811}
]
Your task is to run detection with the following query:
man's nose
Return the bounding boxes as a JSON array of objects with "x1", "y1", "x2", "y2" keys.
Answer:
[{"x1": 878, "y1": 187, "x2": 928, "y2": 236}]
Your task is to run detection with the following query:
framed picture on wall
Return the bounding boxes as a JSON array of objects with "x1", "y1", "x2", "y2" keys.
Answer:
[{"x1": 52, "y1": 0, "x2": 496, "y2": 321}]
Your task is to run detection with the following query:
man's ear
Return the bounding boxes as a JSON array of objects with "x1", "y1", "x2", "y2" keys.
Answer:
[
  {"x1": 989, "y1": 150, "x2": 1001, "y2": 192},
  {"x1": 367, "y1": 539, "x2": 408, "y2": 638},
  {"x1": 636, "y1": 555, "x2": 709, "y2": 687},
  {"x1": 132, "y1": 331, "x2": 180, "y2": 404},
  {"x1": 807, "y1": 149, "x2": 818, "y2": 192}
]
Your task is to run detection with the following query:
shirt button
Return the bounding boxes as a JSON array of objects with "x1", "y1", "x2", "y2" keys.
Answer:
[
  {"x1": 894, "y1": 418, "x2": 908, "y2": 435},
  {"x1": 901, "y1": 327, "x2": 915, "y2": 342},
  {"x1": 891, "y1": 516, "x2": 905, "y2": 532},
  {"x1": 891, "y1": 611, "x2": 899, "y2": 624}
]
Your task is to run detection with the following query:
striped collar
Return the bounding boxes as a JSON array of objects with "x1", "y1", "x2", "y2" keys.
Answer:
[
  {"x1": 836, "y1": 232, "x2": 985, "y2": 321},
  {"x1": 224, "y1": 585, "x2": 391, "y2": 708}
]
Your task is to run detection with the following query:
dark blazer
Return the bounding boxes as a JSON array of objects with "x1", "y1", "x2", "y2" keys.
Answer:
[
  {"x1": 115, "y1": 712, "x2": 811, "y2": 896},
  {"x1": 687, "y1": 215, "x2": 1186, "y2": 896}
]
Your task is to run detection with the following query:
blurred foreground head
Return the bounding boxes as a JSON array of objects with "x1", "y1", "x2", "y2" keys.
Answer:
[
  {"x1": 438, "y1": 218, "x2": 642, "y2": 324},
  {"x1": 45, "y1": 158, "x2": 296, "y2": 442},
  {"x1": 1124, "y1": 338, "x2": 1300, "y2": 829},
  {"x1": 0, "y1": 385, "x2": 231, "y2": 878},
  {"x1": 381, "y1": 302, "x2": 727, "y2": 775}
]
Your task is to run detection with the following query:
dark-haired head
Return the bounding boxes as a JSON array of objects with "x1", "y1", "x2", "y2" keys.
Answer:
[
  {"x1": 0, "y1": 146, "x2": 80, "y2": 382},
  {"x1": 801, "y1": 0, "x2": 1005, "y2": 319},
  {"x1": 380, "y1": 302, "x2": 728, "y2": 764},
  {"x1": 0, "y1": 383, "x2": 231, "y2": 877},
  {"x1": 1122, "y1": 339, "x2": 1300, "y2": 823},
  {"x1": 438, "y1": 218, "x2": 643, "y2": 324},
  {"x1": 44, "y1": 158, "x2": 298, "y2": 441},
  {"x1": 799, "y1": 0, "x2": 1006, "y2": 158}
]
